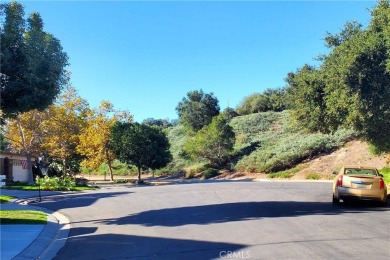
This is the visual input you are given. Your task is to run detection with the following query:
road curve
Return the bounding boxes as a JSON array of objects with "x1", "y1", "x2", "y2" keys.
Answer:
[{"x1": 37, "y1": 181, "x2": 390, "y2": 260}]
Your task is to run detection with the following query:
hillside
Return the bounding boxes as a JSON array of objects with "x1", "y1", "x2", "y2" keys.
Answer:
[
  {"x1": 217, "y1": 140, "x2": 388, "y2": 181},
  {"x1": 165, "y1": 111, "x2": 374, "y2": 178},
  {"x1": 290, "y1": 140, "x2": 388, "y2": 180}
]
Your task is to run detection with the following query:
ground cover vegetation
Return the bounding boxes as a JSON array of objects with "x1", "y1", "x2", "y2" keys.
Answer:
[
  {"x1": 1, "y1": 1, "x2": 389, "y2": 183},
  {"x1": 0, "y1": 210, "x2": 47, "y2": 224},
  {"x1": 0, "y1": 195, "x2": 13, "y2": 203}
]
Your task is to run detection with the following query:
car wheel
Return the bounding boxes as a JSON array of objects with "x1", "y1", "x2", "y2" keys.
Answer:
[
  {"x1": 332, "y1": 195, "x2": 340, "y2": 204},
  {"x1": 380, "y1": 196, "x2": 388, "y2": 207}
]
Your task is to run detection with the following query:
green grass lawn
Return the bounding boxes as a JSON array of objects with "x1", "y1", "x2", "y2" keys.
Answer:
[
  {"x1": 2, "y1": 183, "x2": 97, "y2": 191},
  {"x1": 0, "y1": 210, "x2": 47, "y2": 224},
  {"x1": 0, "y1": 195, "x2": 13, "y2": 203}
]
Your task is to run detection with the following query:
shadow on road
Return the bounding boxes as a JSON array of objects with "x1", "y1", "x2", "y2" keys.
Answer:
[
  {"x1": 56, "y1": 231, "x2": 246, "y2": 260},
  {"x1": 36, "y1": 191, "x2": 131, "y2": 211},
  {"x1": 97, "y1": 200, "x2": 389, "y2": 227}
]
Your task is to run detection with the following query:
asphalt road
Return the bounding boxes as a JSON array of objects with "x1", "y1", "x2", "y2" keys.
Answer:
[{"x1": 37, "y1": 181, "x2": 390, "y2": 260}]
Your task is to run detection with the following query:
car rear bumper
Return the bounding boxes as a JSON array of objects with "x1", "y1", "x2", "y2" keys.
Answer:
[{"x1": 337, "y1": 187, "x2": 386, "y2": 201}]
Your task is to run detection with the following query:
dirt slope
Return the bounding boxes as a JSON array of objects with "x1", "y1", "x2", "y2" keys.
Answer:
[
  {"x1": 291, "y1": 140, "x2": 388, "y2": 179},
  {"x1": 221, "y1": 140, "x2": 388, "y2": 180}
]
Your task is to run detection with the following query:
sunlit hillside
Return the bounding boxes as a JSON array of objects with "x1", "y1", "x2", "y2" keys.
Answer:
[{"x1": 165, "y1": 111, "x2": 356, "y2": 176}]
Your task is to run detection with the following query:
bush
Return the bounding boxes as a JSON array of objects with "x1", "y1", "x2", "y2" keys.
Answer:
[
  {"x1": 306, "y1": 173, "x2": 321, "y2": 180},
  {"x1": 37, "y1": 176, "x2": 76, "y2": 191},
  {"x1": 233, "y1": 111, "x2": 355, "y2": 173},
  {"x1": 203, "y1": 168, "x2": 219, "y2": 179},
  {"x1": 379, "y1": 167, "x2": 390, "y2": 184},
  {"x1": 267, "y1": 171, "x2": 294, "y2": 179},
  {"x1": 182, "y1": 115, "x2": 235, "y2": 167}
]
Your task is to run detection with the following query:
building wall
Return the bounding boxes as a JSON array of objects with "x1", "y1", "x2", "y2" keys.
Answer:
[
  {"x1": 0, "y1": 153, "x2": 35, "y2": 183},
  {"x1": 11, "y1": 160, "x2": 29, "y2": 182}
]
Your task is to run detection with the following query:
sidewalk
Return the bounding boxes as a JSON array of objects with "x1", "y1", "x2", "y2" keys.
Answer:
[{"x1": 0, "y1": 190, "x2": 70, "y2": 260}]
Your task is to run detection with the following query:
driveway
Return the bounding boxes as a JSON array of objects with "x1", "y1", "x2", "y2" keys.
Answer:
[{"x1": 36, "y1": 181, "x2": 390, "y2": 259}]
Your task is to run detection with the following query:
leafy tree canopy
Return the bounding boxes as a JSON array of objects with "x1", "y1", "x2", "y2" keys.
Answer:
[
  {"x1": 142, "y1": 118, "x2": 173, "y2": 128},
  {"x1": 286, "y1": 0, "x2": 390, "y2": 152},
  {"x1": 182, "y1": 114, "x2": 235, "y2": 167},
  {"x1": 77, "y1": 101, "x2": 133, "y2": 181},
  {"x1": 0, "y1": 1, "x2": 68, "y2": 118},
  {"x1": 110, "y1": 122, "x2": 172, "y2": 181},
  {"x1": 176, "y1": 89, "x2": 220, "y2": 133},
  {"x1": 42, "y1": 87, "x2": 89, "y2": 174},
  {"x1": 236, "y1": 88, "x2": 287, "y2": 116}
]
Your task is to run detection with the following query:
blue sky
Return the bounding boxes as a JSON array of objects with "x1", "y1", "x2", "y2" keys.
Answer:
[{"x1": 21, "y1": 0, "x2": 375, "y2": 122}]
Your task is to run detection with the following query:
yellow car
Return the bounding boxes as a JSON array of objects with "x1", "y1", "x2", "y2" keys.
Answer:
[{"x1": 332, "y1": 166, "x2": 388, "y2": 205}]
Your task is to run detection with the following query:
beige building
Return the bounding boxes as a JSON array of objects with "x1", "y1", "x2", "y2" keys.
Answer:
[{"x1": 0, "y1": 152, "x2": 36, "y2": 183}]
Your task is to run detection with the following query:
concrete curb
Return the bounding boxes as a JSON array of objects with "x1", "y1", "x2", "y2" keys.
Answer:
[
  {"x1": 254, "y1": 179, "x2": 334, "y2": 183},
  {"x1": 11, "y1": 202, "x2": 70, "y2": 260}
]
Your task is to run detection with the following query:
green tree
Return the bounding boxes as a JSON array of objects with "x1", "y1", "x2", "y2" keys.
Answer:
[
  {"x1": 110, "y1": 122, "x2": 172, "y2": 182},
  {"x1": 236, "y1": 88, "x2": 287, "y2": 115},
  {"x1": 321, "y1": 1, "x2": 390, "y2": 150},
  {"x1": 176, "y1": 89, "x2": 220, "y2": 133},
  {"x1": 142, "y1": 118, "x2": 173, "y2": 128},
  {"x1": 285, "y1": 1, "x2": 390, "y2": 151},
  {"x1": 0, "y1": 1, "x2": 68, "y2": 118},
  {"x1": 286, "y1": 65, "x2": 328, "y2": 132},
  {"x1": 182, "y1": 115, "x2": 235, "y2": 167},
  {"x1": 221, "y1": 107, "x2": 239, "y2": 122},
  {"x1": 0, "y1": 132, "x2": 9, "y2": 152}
]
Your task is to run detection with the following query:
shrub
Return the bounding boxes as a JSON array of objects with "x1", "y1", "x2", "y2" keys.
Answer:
[
  {"x1": 185, "y1": 171, "x2": 195, "y2": 179},
  {"x1": 37, "y1": 176, "x2": 76, "y2": 191},
  {"x1": 305, "y1": 173, "x2": 321, "y2": 180},
  {"x1": 379, "y1": 167, "x2": 390, "y2": 184},
  {"x1": 267, "y1": 171, "x2": 294, "y2": 179},
  {"x1": 233, "y1": 112, "x2": 355, "y2": 173},
  {"x1": 182, "y1": 115, "x2": 235, "y2": 167},
  {"x1": 203, "y1": 168, "x2": 219, "y2": 179}
]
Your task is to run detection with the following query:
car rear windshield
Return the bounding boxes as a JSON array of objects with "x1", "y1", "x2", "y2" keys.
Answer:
[{"x1": 344, "y1": 168, "x2": 378, "y2": 176}]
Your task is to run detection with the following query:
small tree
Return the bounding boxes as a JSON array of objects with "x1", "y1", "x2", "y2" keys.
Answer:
[
  {"x1": 110, "y1": 122, "x2": 172, "y2": 182},
  {"x1": 77, "y1": 101, "x2": 133, "y2": 181},
  {"x1": 176, "y1": 89, "x2": 220, "y2": 133},
  {"x1": 182, "y1": 115, "x2": 235, "y2": 167},
  {"x1": 236, "y1": 88, "x2": 287, "y2": 115},
  {"x1": 42, "y1": 87, "x2": 89, "y2": 174},
  {"x1": 3, "y1": 109, "x2": 47, "y2": 183}
]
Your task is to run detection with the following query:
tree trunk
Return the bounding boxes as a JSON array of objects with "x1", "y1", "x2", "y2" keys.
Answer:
[
  {"x1": 16, "y1": 115, "x2": 34, "y2": 184},
  {"x1": 63, "y1": 158, "x2": 67, "y2": 176},
  {"x1": 137, "y1": 166, "x2": 141, "y2": 181},
  {"x1": 26, "y1": 153, "x2": 34, "y2": 184},
  {"x1": 108, "y1": 160, "x2": 114, "y2": 182}
]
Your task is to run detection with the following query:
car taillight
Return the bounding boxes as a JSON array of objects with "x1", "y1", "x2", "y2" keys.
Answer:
[
  {"x1": 337, "y1": 175, "x2": 343, "y2": 187},
  {"x1": 379, "y1": 178, "x2": 384, "y2": 189}
]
